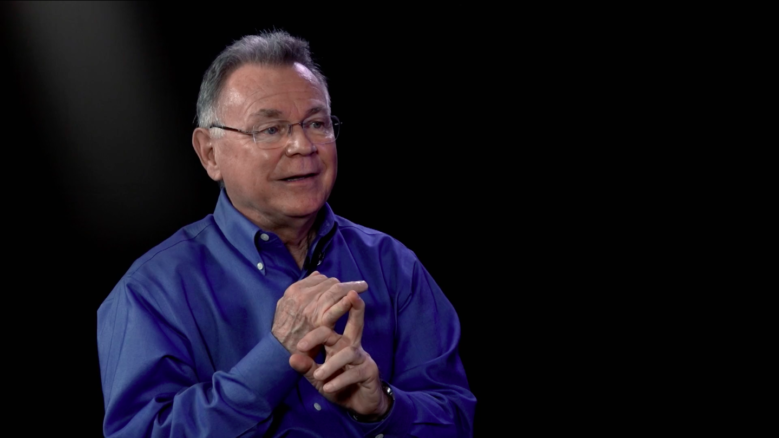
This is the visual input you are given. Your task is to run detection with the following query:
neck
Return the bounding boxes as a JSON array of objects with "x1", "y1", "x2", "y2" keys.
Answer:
[
  {"x1": 255, "y1": 213, "x2": 319, "y2": 270},
  {"x1": 224, "y1": 192, "x2": 322, "y2": 269},
  {"x1": 279, "y1": 223, "x2": 316, "y2": 270}
]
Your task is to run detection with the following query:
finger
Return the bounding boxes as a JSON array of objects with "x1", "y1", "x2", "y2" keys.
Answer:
[
  {"x1": 316, "y1": 281, "x2": 368, "y2": 316},
  {"x1": 320, "y1": 293, "x2": 354, "y2": 327},
  {"x1": 321, "y1": 362, "x2": 376, "y2": 394},
  {"x1": 294, "y1": 271, "x2": 329, "y2": 288},
  {"x1": 290, "y1": 353, "x2": 330, "y2": 391},
  {"x1": 344, "y1": 280, "x2": 369, "y2": 294},
  {"x1": 342, "y1": 290, "x2": 365, "y2": 344},
  {"x1": 297, "y1": 326, "x2": 341, "y2": 353},
  {"x1": 342, "y1": 281, "x2": 369, "y2": 294},
  {"x1": 289, "y1": 352, "x2": 317, "y2": 375},
  {"x1": 313, "y1": 344, "x2": 364, "y2": 382}
]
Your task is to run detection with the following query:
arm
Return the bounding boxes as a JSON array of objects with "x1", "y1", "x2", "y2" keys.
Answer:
[
  {"x1": 378, "y1": 258, "x2": 476, "y2": 437},
  {"x1": 98, "y1": 278, "x2": 298, "y2": 438},
  {"x1": 98, "y1": 273, "x2": 368, "y2": 437}
]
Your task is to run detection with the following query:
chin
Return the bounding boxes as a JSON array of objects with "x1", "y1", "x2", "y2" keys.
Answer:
[{"x1": 282, "y1": 198, "x2": 327, "y2": 219}]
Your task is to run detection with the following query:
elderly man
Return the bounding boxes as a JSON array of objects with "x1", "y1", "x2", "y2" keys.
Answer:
[{"x1": 98, "y1": 30, "x2": 475, "y2": 437}]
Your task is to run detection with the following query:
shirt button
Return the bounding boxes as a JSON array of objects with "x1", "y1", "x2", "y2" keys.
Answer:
[
  {"x1": 376, "y1": 434, "x2": 384, "y2": 438},
  {"x1": 260, "y1": 233, "x2": 269, "y2": 241},
  {"x1": 314, "y1": 402, "x2": 322, "y2": 411},
  {"x1": 256, "y1": 262, "x2": 264, "y2": 270}
]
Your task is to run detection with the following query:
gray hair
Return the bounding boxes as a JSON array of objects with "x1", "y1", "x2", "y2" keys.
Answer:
[{"x1": 195, "y1": 30, "x2": 329, "y2": 131}]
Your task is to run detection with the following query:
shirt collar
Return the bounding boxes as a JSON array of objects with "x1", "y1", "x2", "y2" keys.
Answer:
[
  {"x1": 314, "y1": 202, "x2": 337, "y2": 239},
  {"x1": 213, "y1": 188, "x2": 337, "y2": 264}
]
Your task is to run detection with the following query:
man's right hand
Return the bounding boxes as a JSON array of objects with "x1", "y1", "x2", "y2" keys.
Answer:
[{"x1": 271, "y1": 271, "x2": 368, "y2": 355}]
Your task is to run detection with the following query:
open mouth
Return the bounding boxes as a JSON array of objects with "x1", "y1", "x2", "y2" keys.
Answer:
[{"x1": 282, "y1": 173, "x2": 316, "y2": 182}]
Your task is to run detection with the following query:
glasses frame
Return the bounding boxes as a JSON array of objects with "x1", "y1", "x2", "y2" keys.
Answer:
[{"x1": 209, "y1": 115, "x2": 341, "y2": 148}]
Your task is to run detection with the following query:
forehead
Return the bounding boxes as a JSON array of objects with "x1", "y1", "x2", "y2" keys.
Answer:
[{"x1": 220, "y1": 62, "x2": 328, "y2": 116}]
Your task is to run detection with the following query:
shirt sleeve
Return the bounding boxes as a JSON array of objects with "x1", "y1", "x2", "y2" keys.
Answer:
[
  {"x1": 97, "y1": 277, "x2": 300, "y2": 438},
  {"x1": 355, "y1": 254, "x2": 477, "y2": 437}
]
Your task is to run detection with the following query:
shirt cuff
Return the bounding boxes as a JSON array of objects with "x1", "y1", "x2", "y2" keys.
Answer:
[{"x1": 349, "y1": 383, "x2": 414, "y2": 437}]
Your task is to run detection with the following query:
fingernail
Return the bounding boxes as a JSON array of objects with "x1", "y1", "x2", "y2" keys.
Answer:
[
  {"x1": 298, "y1": 341, "x2": 308, "y2": 350},
  {"x1": 323, "y1": 383, "x2": 331, "y2": 392},
  {"x1": 314, "y1": 369, "x2": 322, "y2": 379}
]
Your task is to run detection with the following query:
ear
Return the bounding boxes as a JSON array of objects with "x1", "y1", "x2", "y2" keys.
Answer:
[{"x1": 192, "y1": 127, "x2": 222, "y2": 182}]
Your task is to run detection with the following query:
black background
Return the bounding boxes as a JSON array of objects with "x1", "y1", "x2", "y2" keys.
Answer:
[
  {"x1": 1, "y1": 3, "x2": 732, "y2": 435},
  {"x1": 0, "y1": 3, "x2": 548, "y2": 435}
]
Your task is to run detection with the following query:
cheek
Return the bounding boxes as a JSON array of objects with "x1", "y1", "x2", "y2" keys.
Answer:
[
  {"x1": 257, "y1": 149, "x2": 277, "y2": 161},
  {"x1": 323, "y1": 147, "x2": 338, "y2": 176},
  {"x1": 219, "y1": 147, "x2": 275, "y2": 186},
  {"x1": 216, "y1": 144, "x2": 241, "y2": 170},
  {"x1": 232, "y1": 148, "x2": 276, "y2": 172}
]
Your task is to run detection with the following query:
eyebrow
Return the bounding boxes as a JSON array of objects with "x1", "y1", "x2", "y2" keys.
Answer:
[
  {"x1": 250, "y1": 109, "x2": 283, "y2": 119},
  {"x1": 249, "y1": 106, "x2": 327, "y2": 120}
]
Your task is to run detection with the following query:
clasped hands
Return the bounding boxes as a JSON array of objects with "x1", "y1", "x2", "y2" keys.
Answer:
[{"x1": 271, "y1": 272, "x2": 390, "y2": 419}]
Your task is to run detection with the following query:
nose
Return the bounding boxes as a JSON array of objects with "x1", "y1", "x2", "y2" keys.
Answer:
[{"x1": 284, "y1": 122, "x2": 317, "y2": 156}]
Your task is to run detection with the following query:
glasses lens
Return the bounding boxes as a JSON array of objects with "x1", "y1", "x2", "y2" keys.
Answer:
[
  {"x1": 330, "y1": 116, "x2": 340, "y2": 142},
  {"x1": 302, "y1": 115, "x2": 340, "y2": 145},
  {"x1": 253, "y1": 115, "x2": 340, "y2": 148}
]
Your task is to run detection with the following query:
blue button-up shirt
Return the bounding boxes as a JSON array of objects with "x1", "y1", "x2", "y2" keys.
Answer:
[{"x1": 98, "y1": 189, "x2": 475, "y2": 437}]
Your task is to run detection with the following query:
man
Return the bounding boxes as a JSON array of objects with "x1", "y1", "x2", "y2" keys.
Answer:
[{"x1": 98, "y1": 30, "x2": 475, "y2": 437}]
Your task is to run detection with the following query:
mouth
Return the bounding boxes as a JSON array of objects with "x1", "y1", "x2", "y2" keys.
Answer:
[{"x1": 281, "y1": 173, "x2": 317, "y2": 182}]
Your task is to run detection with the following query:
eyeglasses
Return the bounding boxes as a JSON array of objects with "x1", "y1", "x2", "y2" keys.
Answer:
[{"x1": 209, "y1": 115, "x2": 341, "y2": 149}]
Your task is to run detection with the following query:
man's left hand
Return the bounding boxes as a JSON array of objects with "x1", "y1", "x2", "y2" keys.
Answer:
[{"x1": 289, "y1": 290, "x2": 390, "y2": 419}]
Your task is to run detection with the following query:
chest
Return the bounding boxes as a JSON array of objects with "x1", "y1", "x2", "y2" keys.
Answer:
[{"x1": 185, "y1": 244, "x2": 399, "y2": 381}]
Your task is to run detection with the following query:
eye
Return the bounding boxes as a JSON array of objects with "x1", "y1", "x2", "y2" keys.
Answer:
[
  {"x1": 253, "y1": 123, "x2": 285, "y2": 138},
  {"x1": 305, "y1": 119, "x2": 329, "y2": 131},
  {"x1": 262, "y1": 125, "x2": 281, "y2": 135}
]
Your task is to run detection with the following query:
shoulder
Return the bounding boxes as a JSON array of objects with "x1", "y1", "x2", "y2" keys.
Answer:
[
  {"x1": 125, "y1": 215, "x2": 218, "y2": 277},
  {"x1": 333, "y1": 215, "x2": 451, "y2": 316},
  {"x1": 335, "y1": 215, "x2": 416, "y2": 259},
  {"x1": 333, "y1": 215, "x2": 426, "y2": 288},
  {"x1": 100, "y1": 215, "x2": 220, "y2": 308}
]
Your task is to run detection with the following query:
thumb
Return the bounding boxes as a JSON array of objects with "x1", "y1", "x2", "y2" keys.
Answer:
[{"x1": 289, "y1": 353, "x2": 317, "y2": 376}]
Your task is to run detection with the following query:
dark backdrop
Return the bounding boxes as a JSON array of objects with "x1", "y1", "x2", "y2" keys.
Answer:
[
  {"x1": 0, "y1": 3, "x2": 531, "y2": 435},
  {"x1": 1, "y1": 3, "x2": 708, "y2": 435}
]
